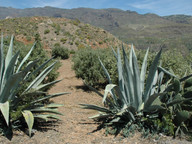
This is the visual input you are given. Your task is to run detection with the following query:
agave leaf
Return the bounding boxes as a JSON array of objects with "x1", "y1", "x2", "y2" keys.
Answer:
[
  {"x1": 103, "y1": 84, "x2": 117, "y2": 103},
  {"x1": 25, "y1": 62, "x2": 56, "y2": 92},
  {"x1": 132, "y1": 46, "x2": 142, "y2": 110},
  {"x1": 22, "y1": 110, "x2": 34, "y2": 137},
  {"x1": 89, "y1": 113, "x2": 112, "y2": 119},
  {"x1": 111, "y1": 46, "x2": 118, "y2": 60},
  {"x1": 117, "y1": 48, "x2": 124, "y2": 94},
  {"x1": 80, "y1": 104, "x2": 112, "y2": 113},
  {"x1": 144, "y1": 93, "x2": 165, "y2": 108},
  {"x1": 150, "y1": 70, "x2": 158, "y2": 96},
  {"x1": 83, "y1": 81, "x2": 103, "y2": 97},
  {"x1": 99, "y1": 58, "x2": 112, "y2": 84},
  {"x1": 34, "y1": 79, "x2": 63, "y2": 91},
  {"x1": 129, "y1": 44, "x2": 133, "y2": 74},
  {"x1": 180, "y1": 73, "x2": 192, "y2": 83},
  {"x1": 158, "y1": 71, "x2": 164, "y2": 92},
  {"x1": 122, "y1": 47, "x2": 134, "y2": 104},
  {"x1": 16, "y1": 42, "x2": 36, "y2": 73},
  {"x1": 140, "y1": 48, "x2": 149, "y2": 92},
  {"x1": 0, "y1": 34, "x2": 4, "y2": 88},
  {"x1": 2, "y1": 51, "x2": 20, "y2": 85},
  {"x1": 0, "y1": 101, "x2": 9, "y2": 126},
  {"x1": 158, "y1": 66, "x2": 177, "y2": 78},
  {"x1": 83, "y1": 81, "x2": 115, "y2": 108},
  {"x1": 44, "y1": 103, "x2": 63, "y2": 108},
  {"x1": 5, "y1": 35, "x2": 13, "y2": 70},
  {"x1": 26, "y1": 57, "x2": 54, "y2": 81},
  {"x1": 31, "y1": 92, "x2": 69, "y2": 104},
  {"x1": 143, "y1": 49, "x2": 162, "y2": 103},
  {"x1": 22, "y1": 60, "x2": 39, "y2": 76},
  {"x1": 0, "y1": 72, "x2": 23, "y2": 102},
  {"x1": 34, "y1": 114, "x2": 61, "y2": 122},
  {"x1": 30, "y1": 107, "x2": 63, "y2": 115},
  {"x1": 127, "y1": 111, "x2": 136, "y2": 121}
]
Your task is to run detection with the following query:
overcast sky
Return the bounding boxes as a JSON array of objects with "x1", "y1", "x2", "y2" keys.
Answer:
[{"x1": 0, "y1": 0, "x2": 192, "y2": 16}]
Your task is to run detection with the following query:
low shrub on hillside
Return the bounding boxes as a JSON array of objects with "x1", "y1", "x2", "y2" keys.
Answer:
[
  {"x1": 72, "y1": 46, "x2": 192, "y2": 88},
  {"x1": 137, "y1": 49, "x2": 192, "y2": 77},
  {"x1": 72, "y1": 48, "x2": 117, "y2": 87},
  {"x1": 52, "y1": 45, "x2": 69, "y2": 59},
  {"x1": 44, "y1": 29, "x2": 50, "y2": 34}
]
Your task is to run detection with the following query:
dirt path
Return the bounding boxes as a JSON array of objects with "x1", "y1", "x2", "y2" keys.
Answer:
[{"x1": 0, "y1": 58, "x2": 191, "y2": 144}]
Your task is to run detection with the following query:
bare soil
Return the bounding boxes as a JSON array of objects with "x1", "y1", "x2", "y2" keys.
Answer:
[{"x1": 0, "y1": 58, "x2": 191, "y2": 144}]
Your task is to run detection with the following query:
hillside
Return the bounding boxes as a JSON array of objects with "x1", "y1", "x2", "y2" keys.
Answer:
[
  {"x1": 0, "y1": 16, "x2": 123, "y2": 51},
  {"x1": 1, "y1": 7, "x2": 192, "y2": 51}
]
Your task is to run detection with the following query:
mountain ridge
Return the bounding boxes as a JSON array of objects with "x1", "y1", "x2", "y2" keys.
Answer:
[{"x1": 1, "y1": 6, "x2": 192, "y2": 51}]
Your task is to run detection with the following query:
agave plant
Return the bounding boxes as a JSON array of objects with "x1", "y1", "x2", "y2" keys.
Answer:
[
  {"x1": 81, "y1": 45, "x2": 165, "y2": 124},
  {"x1": 0, "y1": 35, "x2": 68, "y2": 137},
  {"x1": 81, "y1": 44, "x2": 192, "y2": 136}
]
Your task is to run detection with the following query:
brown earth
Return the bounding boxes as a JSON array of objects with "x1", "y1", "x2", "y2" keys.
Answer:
[{"x1": 0, "y1": 58, "x2": 191, "y2": 144}]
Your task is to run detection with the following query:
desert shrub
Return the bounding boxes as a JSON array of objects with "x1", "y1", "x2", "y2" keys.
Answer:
[
  {"x1": 26, "y1": 36, "x2": 31, "y2": 41},
  {"x1": 73, "y1": 45, "x2": 192, "y2": 88},
  {"x1": 71, "y1": 19, "x2": 80, "y2": 26},
  {"x1": 137, "y1": 49, "x2": 192, "y2": 77},
  {"x1": 44, "y1": 29, "x2": 50, "y2": 34},
  {"x1": 52, "y1": 46, "x2": 69, "y2": 59},
  {"x1": 60, "y1": 38, "x2": 67, "y2": 44},
  {"x1": 72, "y1": 48, "x2": 117, "y2": 87},
  {"x1": 77, "y1": 43, "x2": 86, "y2": 49}
]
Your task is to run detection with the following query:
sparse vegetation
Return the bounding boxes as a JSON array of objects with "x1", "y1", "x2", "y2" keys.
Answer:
[
  {"x1": 72, "y1": 48, "x2": 117, "y2": 87},
  {"x1": 60, "y1": 38, "x2": 67, "y2": 44},
  {"x1": 52, "y1": 45, "x2": 69, "y2": 59},
  {"x1": 44, "y1": 29, "x2": 50, "y2": 34}
]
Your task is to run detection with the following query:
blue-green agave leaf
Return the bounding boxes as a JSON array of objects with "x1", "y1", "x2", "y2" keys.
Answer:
[
  {"x1": 103, "y1": 84, "x2": 117, "y2": 103},
  {"x1": 31, "y1": 92, "x2": 69, "y2": 104},
  {"x1": 22, "y1": 110, "x2": 34, "y2": 137},
  {"x1": 34, "y1": 114, "x2": 61, "y2": 122},
  {"x1": 140, "y1": 48, "x2": 149, "y2": 91},
  {"x1": 25, "y1": 62, "x2": 56, "y2": 92},
  {"x1": 0, "y1": 101, "x2": 9, "y2": 126},
  {"x1": 99, "y1": 58, "x2": 112, "y2": 84},
  {"x1": 80, "y1": 104, "x2": 112, "y2": 113},
  {"x1": 143, "y1": 49, "x2": 162, "y2": 103},
  {"x1": 16, "y1": 42, "x2": 36, "y2": 72},
  {"x1": 5, "y1": 35, "x2": 14, "y2": 70}
]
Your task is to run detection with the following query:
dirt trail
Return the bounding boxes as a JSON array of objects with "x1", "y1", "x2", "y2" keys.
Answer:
[{"x1": 0, "y1": 58, "x2": 191, "y2": 144}]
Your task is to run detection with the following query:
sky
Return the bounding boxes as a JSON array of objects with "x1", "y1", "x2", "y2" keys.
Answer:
[{"x1": 0, "y1": 0, "x2": 192, "y2": 16}]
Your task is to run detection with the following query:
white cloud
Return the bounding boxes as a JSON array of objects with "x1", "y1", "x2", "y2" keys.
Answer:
[
  {"x1": 31, "y1": 0, "x2": 70, "y2": 8},
  {"x1": 128, "y1": 0, "x2": 192, "y2": 16}
]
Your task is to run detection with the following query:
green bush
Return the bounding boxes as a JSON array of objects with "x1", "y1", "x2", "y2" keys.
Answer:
[
  {"x1": 52, "y1": 46, "x2": 69, "y2": 59},
  {"x1": 44, "y1": 29, "x2": 50, "y2": 34},
  {"x1": 137, "y1": 49, "x2": 192, "y2": 77},
  {"x1": 73, "y1": 46, "x2": 192, "y2": 88},
  {"x1": 72, "y1": 48, "x2": 117, "y2": 87},
  {"x1": 60, "y1": 38, "x2": 67, "y2": 44}
]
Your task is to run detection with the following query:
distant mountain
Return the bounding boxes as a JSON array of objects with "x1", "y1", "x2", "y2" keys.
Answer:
[{"x1": 1, "y1": 6, "x2": 192, "y2": 51}]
